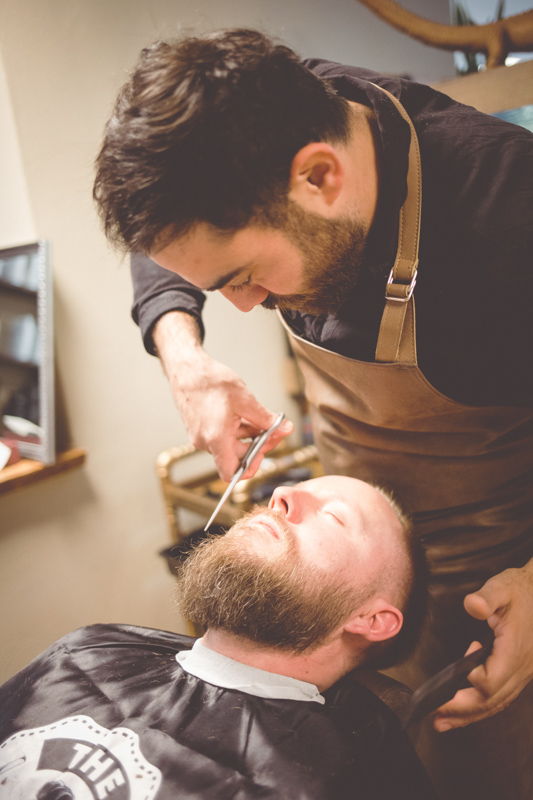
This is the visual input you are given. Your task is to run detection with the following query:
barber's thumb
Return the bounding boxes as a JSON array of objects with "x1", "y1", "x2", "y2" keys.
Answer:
[
  {"x1": 245, "y1": 398, "x2": 278, "y2": 428},
  {"x1": 464, "y1": 587, "x2": 496, "y2": 621}
]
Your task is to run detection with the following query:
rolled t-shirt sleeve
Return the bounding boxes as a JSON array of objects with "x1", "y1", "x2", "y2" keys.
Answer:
[{"x1": 131, "y1": 253, "x2": 206, "y2": 355}]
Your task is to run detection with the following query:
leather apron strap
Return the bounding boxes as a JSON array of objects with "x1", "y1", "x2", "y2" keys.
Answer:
[{"x1": 372, "y1": 85, "x2": 422, "y2": 364}]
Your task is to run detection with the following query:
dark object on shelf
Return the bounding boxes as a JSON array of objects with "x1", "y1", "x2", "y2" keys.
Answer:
[{"x1": 3, "y1": 383, "x2": 39, "y2": 426}]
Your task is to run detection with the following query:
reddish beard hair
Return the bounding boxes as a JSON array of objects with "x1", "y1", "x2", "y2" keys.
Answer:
[{"x1": 174, "y1": 507, "x2": 373, "y2": 653}]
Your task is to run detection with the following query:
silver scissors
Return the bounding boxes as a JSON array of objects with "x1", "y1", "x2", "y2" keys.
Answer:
[{"x1": 204, "y1": 411, "x2": 285, "y2": 531}]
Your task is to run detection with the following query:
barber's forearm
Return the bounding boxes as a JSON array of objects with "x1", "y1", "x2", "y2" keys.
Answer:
[
  {"x1": 130, "y1": 252, "x2": 206, "y2": 354},
  {"x1": 152, "y1": 309, "x2": 277, "y2": 480},
  {"x1": 153, "y1": 311, "x2": 205, "y2": 377}
]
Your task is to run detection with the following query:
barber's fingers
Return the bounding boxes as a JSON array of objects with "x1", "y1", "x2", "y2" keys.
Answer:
[
  {"x1": 214, "y1": 405, "x2": 293, "y2": 482},
  {"x1": 434, "y1": 581, "x2": 533, "y2": 732},
  {"x1": 170, "y1": 352, "x2": 291, "y2": 481},
  {"x1": 433, "y1": 678, "x2": 524, "y2": 731},
  {"x1": 432, "y1": 642, "x2": 495, "y2": 730}
]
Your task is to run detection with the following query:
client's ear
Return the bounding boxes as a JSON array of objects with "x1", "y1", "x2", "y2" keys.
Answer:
[{"x1": 344, "y1": 599, "x2": 403, "y2": 642}]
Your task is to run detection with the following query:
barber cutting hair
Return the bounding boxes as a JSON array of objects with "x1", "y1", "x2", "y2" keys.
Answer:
[{"x1": 93, "y1": 29, "x2": 533, "y2": 800}]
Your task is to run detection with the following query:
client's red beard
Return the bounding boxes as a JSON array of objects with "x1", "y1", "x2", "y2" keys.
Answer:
[{"x1": 175, "y1": 507, "x2": 366, "y2": 653}]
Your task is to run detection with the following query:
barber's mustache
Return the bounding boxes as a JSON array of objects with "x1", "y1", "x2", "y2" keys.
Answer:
[{"x1": 261, "y1": 292, "x2": 317, "y2": 311}]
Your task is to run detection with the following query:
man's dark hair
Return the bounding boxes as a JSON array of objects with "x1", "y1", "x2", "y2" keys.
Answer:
[{"x1": 93, "y1": 28, "x2": 351, "y2": 253}]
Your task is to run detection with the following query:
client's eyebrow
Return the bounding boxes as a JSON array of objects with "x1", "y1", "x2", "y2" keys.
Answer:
[
  {"x1": 204, "y1": 266, "x2": 249, "y2": 292},
  {"x1": 329, "y1": 510, "x2": 347, "y2": 527},
  {"x1": 325, "y1": 497, "x2": 348, "y2": 527}
]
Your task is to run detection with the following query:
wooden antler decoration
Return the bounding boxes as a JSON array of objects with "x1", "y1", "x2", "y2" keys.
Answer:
[{"x1": 357, "y1": 0, "x2": 533, "y2": 68}]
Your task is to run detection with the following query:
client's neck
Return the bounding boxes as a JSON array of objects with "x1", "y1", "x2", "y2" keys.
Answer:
[{"x1": 202, "y1": 628, "x2": 361, "y2": 692}]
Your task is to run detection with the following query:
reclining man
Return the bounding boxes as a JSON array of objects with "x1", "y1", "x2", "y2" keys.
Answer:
[{"x1": 0, "y1": 475, "x2": 436, "y2": 799}]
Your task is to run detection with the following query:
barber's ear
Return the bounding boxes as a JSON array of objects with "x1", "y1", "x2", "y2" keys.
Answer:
[
  {"x1": 344, "y1": 599, "x2": 403, "y2": 643},
  {"x1": 288, "y1": 143, "x2": 344, "y2": 211}
]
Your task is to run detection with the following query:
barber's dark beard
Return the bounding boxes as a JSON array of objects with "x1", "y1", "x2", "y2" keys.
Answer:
[
  {"x1": 175, "y1": 507, "x2": 363, "y2": 653},
  {"x1": 262, "y1": 202, "x2": 368, "y2": 315}
]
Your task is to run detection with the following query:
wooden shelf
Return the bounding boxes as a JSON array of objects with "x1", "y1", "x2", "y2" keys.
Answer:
[
  {"x1": 0, "y1": 447, "x2": 86, "y2": 495},
  {"x1": 432, "y1": 60, "x2": 533, "y2": 115}
]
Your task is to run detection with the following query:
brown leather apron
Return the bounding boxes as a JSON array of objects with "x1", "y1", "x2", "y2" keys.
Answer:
[{"x1": 280, "y1": 88, "x2": 533, "y2": 800}]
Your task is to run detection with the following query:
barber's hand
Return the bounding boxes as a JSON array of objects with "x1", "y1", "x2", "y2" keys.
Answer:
[
  {"x1": 153, "y1": 311, "x2": 293, "y2": 481},
  {"x1": 433, "y1": 560, "x2": 533, "y2": 731},
  {"x1": 174, "y1": 351, "x2": 292, "y2": 481}
]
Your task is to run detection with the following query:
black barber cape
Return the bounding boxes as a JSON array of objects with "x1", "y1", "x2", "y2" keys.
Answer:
[{"x1": 0, "y1": 624, "x2": 437, "y2": 799}]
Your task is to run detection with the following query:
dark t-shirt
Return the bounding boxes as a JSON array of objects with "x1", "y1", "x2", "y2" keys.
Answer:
[
  {"x1": 130, "y1": 60, "x2": 533, "y2": 409},
  {"x1": 0, "y1": 624, "x2": 437, "y2": 799}
]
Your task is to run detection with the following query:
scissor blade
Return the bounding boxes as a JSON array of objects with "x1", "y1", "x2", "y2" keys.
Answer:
[{"x1": 204, "y1": 468, "x2": 243, "y2": 531}]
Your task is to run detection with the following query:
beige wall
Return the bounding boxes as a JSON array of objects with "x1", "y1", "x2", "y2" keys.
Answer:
[
  {"x1": 0, "y1": 52, "x2": 36, "y2": 246},
  {"x1": 0, "y1": 0, "x2": 453, "y2": 683}
]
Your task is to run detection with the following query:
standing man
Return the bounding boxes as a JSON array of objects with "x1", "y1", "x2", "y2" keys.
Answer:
[{"x1": 93, "y1": 29, "x2": 533, "y2": 799}]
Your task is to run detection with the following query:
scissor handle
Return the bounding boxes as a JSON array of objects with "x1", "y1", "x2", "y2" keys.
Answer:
[
  {"x1": 241, "y1": 411, "x2": 285, "y2": 472},
  {"x1": 204, "y1": 411, "x2": 285, "y2": 531}
]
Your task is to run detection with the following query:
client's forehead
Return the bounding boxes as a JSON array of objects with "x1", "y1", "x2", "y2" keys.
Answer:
[
  {"x1": 301, "y1": 475, "x2": 379, "y2": 503},
  {"x1": 301, "y1": 475, "x2": 400, "y2": 531}
]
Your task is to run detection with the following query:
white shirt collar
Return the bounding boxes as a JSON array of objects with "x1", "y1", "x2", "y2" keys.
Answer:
[{"x1": 176, "y1": 638, "x2": 325, "y2": 705}]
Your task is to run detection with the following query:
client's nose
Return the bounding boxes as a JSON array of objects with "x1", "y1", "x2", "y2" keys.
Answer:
[{"x1": 269, "y1": 485, "x2": 303, "y2": 523}]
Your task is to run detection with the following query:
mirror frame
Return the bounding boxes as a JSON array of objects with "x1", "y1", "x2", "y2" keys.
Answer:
[{"x1": 0, "y1": 239, "x2": 55, "y2": 464}]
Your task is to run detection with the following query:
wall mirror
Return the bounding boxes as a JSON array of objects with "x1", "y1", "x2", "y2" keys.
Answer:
[{"x1": 0, "y1": 240, "x2": 55, "y2": 465}]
